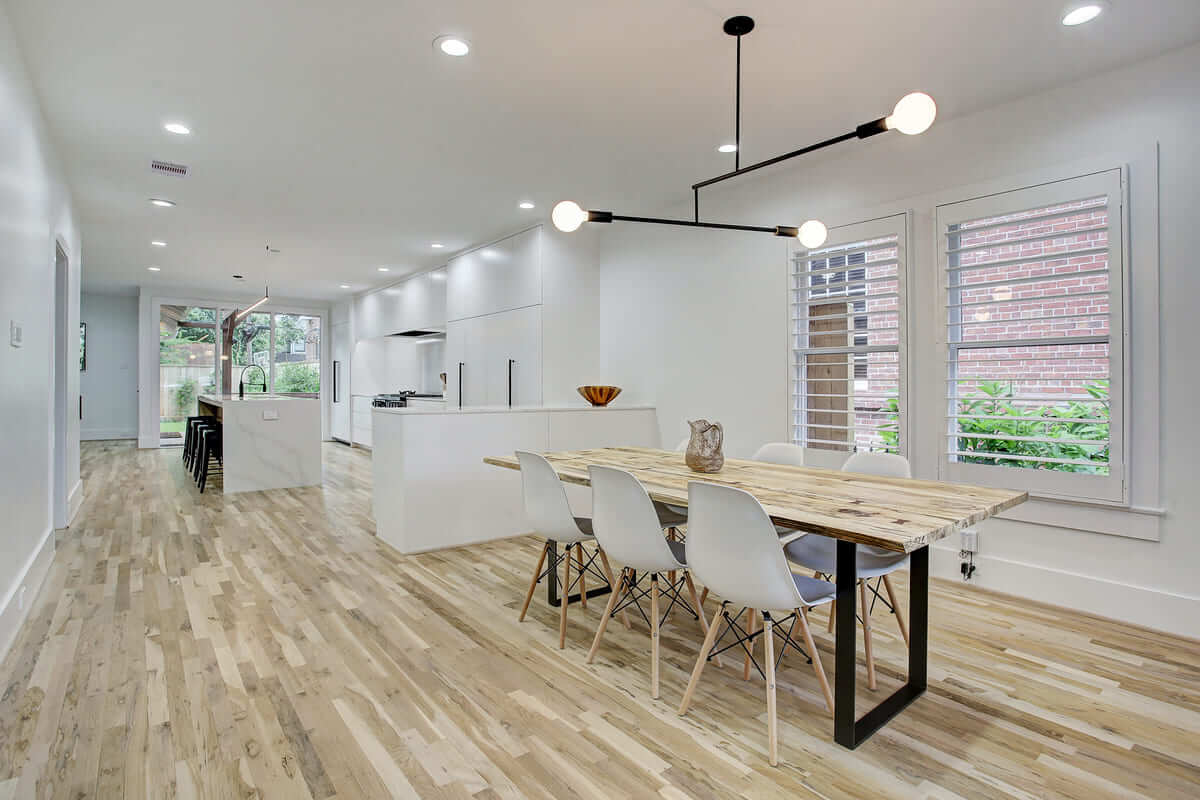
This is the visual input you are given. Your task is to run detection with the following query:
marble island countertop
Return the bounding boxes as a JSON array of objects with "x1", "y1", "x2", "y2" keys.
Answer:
[{"x1": 198, "y1": 394, "x2": 317, "y2": 407}]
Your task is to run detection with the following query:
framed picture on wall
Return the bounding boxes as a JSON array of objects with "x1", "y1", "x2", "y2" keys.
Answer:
[{"x1": 79, "y1": 322, "x2": 86, "y2": 371}]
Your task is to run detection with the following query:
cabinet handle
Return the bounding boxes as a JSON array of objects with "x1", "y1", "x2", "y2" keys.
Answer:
[
  {"x1": 458, "y1": 362, "x2": 465, "y2": 408},
  {"x1": 508, "y1": 359, "x2": 516, "y2": 407}
]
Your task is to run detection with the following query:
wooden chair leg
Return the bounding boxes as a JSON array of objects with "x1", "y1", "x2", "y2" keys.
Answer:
[
  {"x1": 667, "y1": 528, "x2": 678, "y2": 586},
  {"x1": 518, "y1": 541, "x2": 549, "y2": 622},
  {"x1": 683, "y1": 572, "x2": 720, "y2": 668},
  {"x1": 763, "y1": 613, "x2": 778, "y2": 767},
  {"x1": 597, "y1": 549, "x2": 631, "y2": 630},
  {"x1": 859, "y1": 579, "x2": 877, "y2": 690},
  {"x1": 744, "y1": 609, "x2": 759, "y2": 681},
  {"x1": 650, "y1": 574, "x2": 661, "y2": 699},
  {"x1": 678, "y1": 603, "x2": 725, "y2": 716},
  {"x1": 797, "y1": 606, "x2": 834, "y2": 716},
  {"x1": 698, "y1": 586, "x2": 709, "y2": 608},
  {"x1": 586, "y1": 568, "x2": 626, "y2": 664},
  {"x1": 827, "y1": 598, "x2": 836, "y2": 634},
  {"x1": 559, "y1": 545, "x2": 571, "y2": 649},
  {"x1": 882, "y1": 574, "x2": 909, "y2": 647},
  {"x1": 575, "y1": 545, "x2": 587, "y2": 609}
]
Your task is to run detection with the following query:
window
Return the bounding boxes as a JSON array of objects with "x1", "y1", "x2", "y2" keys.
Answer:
[
  {"x1": 273, "y1": 313, "x2": 321, "y2": 395},
  {"x1": 791, "y1": 214, "x2": 907, "y2": 454},
  {"x1": 938, "y1": 169, "x2": 1125, "y2": 502}
]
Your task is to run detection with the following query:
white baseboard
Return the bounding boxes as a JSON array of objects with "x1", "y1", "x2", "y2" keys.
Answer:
[
  {"x1": 0, "y1": 527, "x2": 57, "y2": 664},
  {"x1": 81, "y1": 428, "x2": 137, "y2": 441},
  {"x1": 66, "y1": 479, "x2": 83, "y2": 527},
  {"x1": 931, "y1": 544, "x2": 1200, "y2": 640}
]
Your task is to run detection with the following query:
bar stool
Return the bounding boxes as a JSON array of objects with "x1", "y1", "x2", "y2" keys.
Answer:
[
  {"x1": 189, "y1": 418, "x2": 218, "y2": 480},
  {"x1": 183, "y1": 416, "x2": 210, "y2": 470},
  {"x1": 196, "y1": 423, "x2": 222, "y2": 493},
  {"x1": 585, "y1": 465, "x2": 710, "y2": 699},
  {"x1": 678, "y1": 481, "x2": 835, "y2": 767}
]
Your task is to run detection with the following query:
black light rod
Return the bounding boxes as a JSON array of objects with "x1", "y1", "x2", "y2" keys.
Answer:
[
  {"x1": 597, "y1": 212, "x2": 795, "y2": 237},
  {"x1": 692, "y1": 129, "x2": 859, "y2": 191}
]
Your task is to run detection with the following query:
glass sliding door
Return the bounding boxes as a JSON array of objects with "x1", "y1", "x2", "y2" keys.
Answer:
[
  {"x1": 159, "y1": 305, "x2": 217, "y2": 445},
  {"x1": 220, "y1": 309, "x2": 271, "y2": 395},
  {"x1": 272, "y1": 313, "x2": 321, "y2": 396}
]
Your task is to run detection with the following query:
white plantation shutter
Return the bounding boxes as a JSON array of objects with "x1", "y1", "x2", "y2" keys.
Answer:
[
  {"x1": 937, "y1": 170, "x2": 1125, "y2": 502},
  {"x1": 790, "y1": 214, "x2": 907, "y2": 454}
]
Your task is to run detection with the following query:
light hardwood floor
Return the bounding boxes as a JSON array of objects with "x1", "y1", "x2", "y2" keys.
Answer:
[{"x1": 0, "y1": 440, "x2": 1197, "y2": 798}]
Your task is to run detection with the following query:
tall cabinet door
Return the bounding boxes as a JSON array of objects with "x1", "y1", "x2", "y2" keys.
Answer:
[
  {"x1": 485, "y1": 305, "x2": 542, "y2": 408},
  {"x1": 331, "y1": 321, "x2": 352, "y2": 441},
  {"x1": 444, "y1": 318, "x2": 468, "y2": 409}
]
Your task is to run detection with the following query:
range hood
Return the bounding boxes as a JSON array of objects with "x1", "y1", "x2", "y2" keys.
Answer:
[{"x1": 390, "y1": 328, "x2": 445, "y2": 339}]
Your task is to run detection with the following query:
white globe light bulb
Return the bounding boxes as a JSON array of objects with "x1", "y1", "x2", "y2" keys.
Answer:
[
  {"x1": 798, "y1": 220, "x2": 828, "y2": 249},
  {"x1": 552, "y1": 201, "x2": 587, "y2": 233},
  {"x1": 886, "y1": 92, "x2": 937, "y2": 135}
]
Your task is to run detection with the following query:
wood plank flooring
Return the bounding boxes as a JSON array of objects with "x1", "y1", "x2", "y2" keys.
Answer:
[{"x1": 0, "y1": 440, "x2": 1197, "y2": 798}]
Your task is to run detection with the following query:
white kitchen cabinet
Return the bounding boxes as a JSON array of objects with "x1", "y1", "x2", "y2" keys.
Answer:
[
  {"x1": 446, "y1": 228, "x2": 541, "y2": 322},
  {"x1": 351, "y1": 395, "x2": 374, "y2": 448},
  {"x1": 444, "y1": 307, "x2": 541, "y2": 408},
  {"x1": 353, "y1": 267, "x2": 447, "y2": 341}
]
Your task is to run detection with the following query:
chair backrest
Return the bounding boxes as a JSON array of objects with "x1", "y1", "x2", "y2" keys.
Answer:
[
  {"x1": 752, "y1": 442, "x2": 806, "y2": 466},
  {"x1": 842, "y1": 451, "x2": 911, "y2": 479},
  {"x1": 515, "y1": 451, "x2": 586, "y2": 543},
  {"x1": 589, "y1": 466, "x2": 683, "y2": 572},
  {"x1": 842, "y1": 451, "x2": 912, "y2": 554},
  {"x1": 686, "y1": 481, "x2": 811, "y2": 610}
]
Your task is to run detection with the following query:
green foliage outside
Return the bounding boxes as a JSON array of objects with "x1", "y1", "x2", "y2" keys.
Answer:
[
  {"x1": 173, "y1": 377, "x2": 198, "y2": 417},
  {"x1": 275, "y1": 364, "x2": 320, "y2": 393},
  {"x1": 877, "y1": 380, "x2": 1109, "y2": 473}
]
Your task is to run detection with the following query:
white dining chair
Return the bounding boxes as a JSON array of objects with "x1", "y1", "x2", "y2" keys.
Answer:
[
  {"x1": 782, "y1": 450, "x2": 912, "y2": 690},
  {"x1": 585, "y1": 466, "x2": 710, "y2": 699},
  {"x1": 678, "y1": 481, "x2": 835, "y2": 767},
  {"x1": 653, "y1": 435, "x2": 692, "y2": 559},
  {"x1": 751, "y1": 442, "x2": 806, "y2": 466},
  {"x1": 515, "y1": 451, "x2": 625, "y2": 648}
]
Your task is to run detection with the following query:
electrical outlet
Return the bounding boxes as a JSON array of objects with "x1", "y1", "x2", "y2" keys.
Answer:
[
  {"x1": 9, "y1": 321, "x2": 22, "y2": 348},
  {"x1": 960, "y1": 529, "x2": 978, "y2": 553},
  {"x1": 262, "y1": 408, "x2": 279, "y2": 421}
]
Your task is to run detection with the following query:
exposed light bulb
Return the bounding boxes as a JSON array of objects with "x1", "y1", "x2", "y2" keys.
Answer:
[
  {"x1": 885, "y1": 92, "x2": 937, "y2": 135},
  {"x1": 798, "y1": 220, "x2": 828, "y2": 249},
  {"x1": 164, "y1": 122, "x2": 191, "y2": 135},
  {"x1": 552, "y1": 201, "x2": 587, "y2": 233},
  {"x1": 519, "y1": 201, "x2": 535, "y2": 209},
  {"x1": 717, "y1": 143, "x2": 737, "y2": 153},
  {"x1": 431, "y1": 242, "x2": 445, "y2": 248},
  {"x1": 151, "y1": 240, "x2": 167, "y2": 247}
]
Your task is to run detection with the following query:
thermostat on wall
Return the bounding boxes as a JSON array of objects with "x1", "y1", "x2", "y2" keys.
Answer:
[{"x1": 9, "y1": 321, "x2": 22, "y2": 348}]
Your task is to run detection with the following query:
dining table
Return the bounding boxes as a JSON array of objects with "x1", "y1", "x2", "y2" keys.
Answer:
[{"x1": 484, "y1": 446, "x2": 1027, "y2": 749}]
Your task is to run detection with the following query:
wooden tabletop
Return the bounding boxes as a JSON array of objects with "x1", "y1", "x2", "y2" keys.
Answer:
[{"x1": 484, "y1": 447, "x2": 1027, "y2": 553}]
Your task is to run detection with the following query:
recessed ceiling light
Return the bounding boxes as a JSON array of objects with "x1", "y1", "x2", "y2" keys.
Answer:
[
  {"x1": 339, "y1": 284, "x2": 352, "y2": 289},
  {"x1": 378, "y1": 266, "x2": 390, "y2": 272},
  {"x1": 434, "y1": 35, "x2": 470, "y2": 56},
  {"x1": 431, "y1": 242, "x2": 445, "y2": 248},
  {"x1": 147, "y1": 266, "x2": 161, "y2": 272},
  {"x1": 1062, "y1": 1, "x2": 1107, "y2": 25},
  {"x1": 151, "y1": 240, "x2": 167, "y2": 247},
  {"x1": 149, "y1": 198, "x2": 175, "y2": 207},
  {"x1": 163, "y1": 122, "x2": 191, "y2": 135},
  {"x1": 718, "y1": 143, "x2": 737, "y2": 153},
  {"x1": 519, "y1": 201, "x2": 535, "y2": 210}
]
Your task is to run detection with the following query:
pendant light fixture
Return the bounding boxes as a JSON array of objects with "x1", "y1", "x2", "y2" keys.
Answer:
[
  {"x1": 553, "y1": 15, "x2": 936, "y2": 246},
  {"x1": 235, "y1": 244, "x2": 277, "y2": 320}
]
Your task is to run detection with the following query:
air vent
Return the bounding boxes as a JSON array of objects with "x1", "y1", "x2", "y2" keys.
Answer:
[{"x1": 150, "y1": 159, "x2": 189, "y2": 177}]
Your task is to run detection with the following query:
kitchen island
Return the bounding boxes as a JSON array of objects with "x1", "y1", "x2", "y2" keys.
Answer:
[
  {"x1": 371, "y1": 405, "x2": 658, "y2": 554},
  {"x1": 197, "y1": 394, "x2": 322, "y2": 493}
]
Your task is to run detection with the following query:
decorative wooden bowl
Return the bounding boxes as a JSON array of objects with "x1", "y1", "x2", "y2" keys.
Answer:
[{"x1": 577, "y1": 385, "x2": 622, "y2": 407}]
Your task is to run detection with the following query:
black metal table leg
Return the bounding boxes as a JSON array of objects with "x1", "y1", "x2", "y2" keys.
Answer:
[
  {"x1": 545, "y1": 540, "x2": 614, "y2": 608},
  {"x1": 833, "y1": 541, "x2": 929, "y2": 749}
]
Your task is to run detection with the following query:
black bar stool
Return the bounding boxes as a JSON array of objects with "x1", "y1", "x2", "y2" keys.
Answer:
[
  {"x1": 189, "y1": 418, "x2": 217, "y2": 478},
  {"x1": 196, "y1": 422, "x2": 222, "y2": 493},
  {"x1": 182, "y1": 415, "x2": 208, "y2": 468}
]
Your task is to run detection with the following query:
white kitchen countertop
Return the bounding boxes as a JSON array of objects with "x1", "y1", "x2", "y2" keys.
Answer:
[
  {"x1": 372, "y1": 404, "x2": 654, "y2": 416},
  {"x1": 198, "y1": 394, "x2": 316, "y2": 407}
]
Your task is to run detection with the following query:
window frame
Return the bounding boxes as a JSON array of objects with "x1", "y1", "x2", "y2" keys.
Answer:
[
  {"x1": 788, "y1": 213, "x2": 910, "y2": 458},
  {"x1": 935, "y1": 168, "x2": 1128, "y2": 504}
]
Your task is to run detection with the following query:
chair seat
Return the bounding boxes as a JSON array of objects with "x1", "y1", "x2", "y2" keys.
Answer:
[
  {"x1": 784, "y1": 533, "x2": 909, "y2": 579},
  {"x1": 541, "y1": 516, "x2": 594, "y2": 545},
  {"x1": 791, "y1": 572, "x2": 835, "y2": 606},
  {"x1": 652, "y1": 501, "x2": 688, "y2": 528}
]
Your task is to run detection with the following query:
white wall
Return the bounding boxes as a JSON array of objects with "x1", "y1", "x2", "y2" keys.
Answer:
[
  {"x1": 588, "y1": 43, "x2": 1200, "y2": 637},
  {"x1": 0, "y1": 4, "x2": 82, "y2": 656},
  {"x1": 80, "y1": 293, "x2": 138, "y2": 439}
]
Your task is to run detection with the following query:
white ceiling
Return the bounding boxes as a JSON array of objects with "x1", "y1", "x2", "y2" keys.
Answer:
[{"x1": 8, "y1": 0, "x2": 1200, "y2": 299}]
